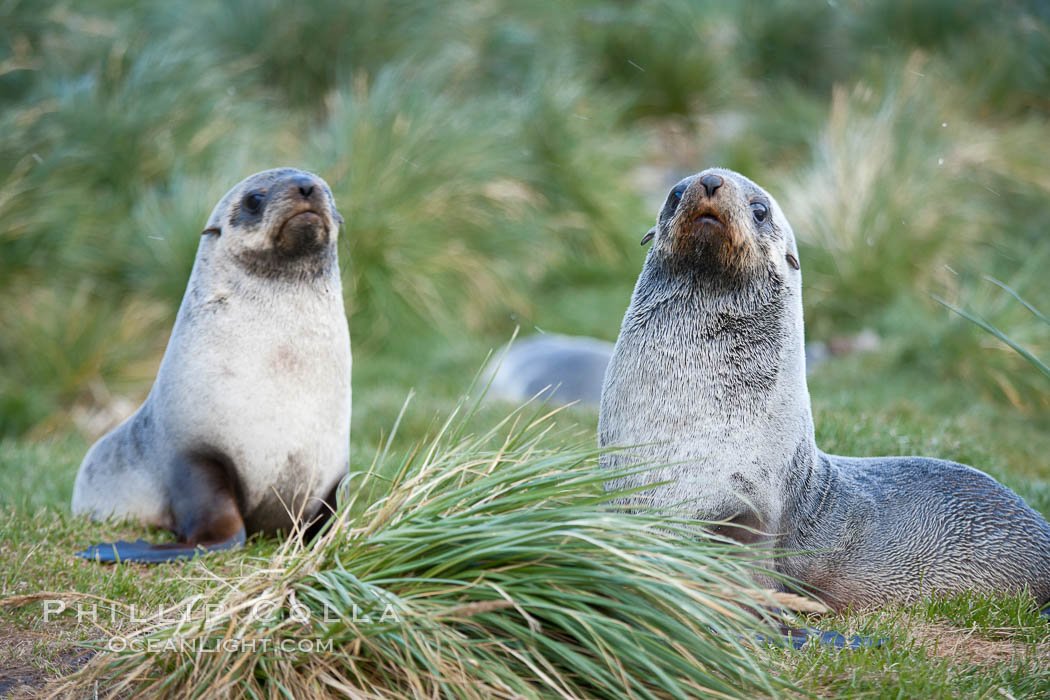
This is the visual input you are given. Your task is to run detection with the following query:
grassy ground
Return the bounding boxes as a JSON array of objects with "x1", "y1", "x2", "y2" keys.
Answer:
[
  {"x1": 3, "y1": 0, "x2": 1050, "y2": 696},
  {"x1": 4, "y1": 333, "x2": 1050, "y2": 696}
]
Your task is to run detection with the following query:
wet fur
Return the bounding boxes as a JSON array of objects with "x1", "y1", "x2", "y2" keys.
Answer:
[{"x1": 599, "y1": 168, "x2": 1050, "y2": 609}]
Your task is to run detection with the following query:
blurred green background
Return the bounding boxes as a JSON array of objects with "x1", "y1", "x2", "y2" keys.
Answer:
[{"x1": 1, "y1": 0, "x2": 1048, "y2": 454}]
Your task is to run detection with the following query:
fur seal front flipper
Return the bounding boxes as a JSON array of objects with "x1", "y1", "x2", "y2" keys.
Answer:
[
  {"x1": 778, "y1": 626, "x2": 882, "y2": 651},
  {"x1": 76, "y1": 453, "x2": 247, "y2": 562},
  {"x1": 72, "y1": 168, "x2": 351, "y2": 563},
  {"x1": 76, "y1": 534, "x2": 246, "y2": 563}
]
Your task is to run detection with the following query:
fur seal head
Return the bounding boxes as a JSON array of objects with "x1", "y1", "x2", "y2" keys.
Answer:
[
  {"x1": 202, "y1": 168, "x2": 344, "y2": 279},
  {"x1": 642, "y1": 168, "x2": 801, "y2": 295}
]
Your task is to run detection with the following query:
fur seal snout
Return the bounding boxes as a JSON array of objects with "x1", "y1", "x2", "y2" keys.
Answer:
[
  {"x1": 602, "y1": 167, "x2": 1050, "y2": 611},
  {"x1": 272, "y1": 178, "x2": 332, "y2": 257},
  {"x1": 72, "y1": 167, "x2": 351, "y2": 562}
]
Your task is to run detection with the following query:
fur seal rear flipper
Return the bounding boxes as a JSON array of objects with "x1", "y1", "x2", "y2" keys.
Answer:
[{"x1": 72, "y1": 168, "x2": 351, "y2": 563}]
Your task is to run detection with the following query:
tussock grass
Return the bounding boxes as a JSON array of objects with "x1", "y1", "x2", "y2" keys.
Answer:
[
  {"x1": 738, "y1": 0, "x2": 856, "y2": 94},
  {"x1": 190, "y1": 0, "x2": 465, "y2": 109},
  {"x1": 779, "y1": 56, "x2": 982, "y2": 335},
  {"x1": 54, "y1": 401, "x2": 790, "y2": 699},
  {"x1": 511, "y1": 60, "x2": 647, "y2": 267},
  {"x1": 4, "y1": 1, "x2": 1050, "y2": 431},
  {"x1": 569, "y1": 0, "x2": 737, "y2": 119},
  {"x1": 309, "y1": 63, "x2": 534, "y2": 341},
  {"x1": 0, "y1": 286, "x2": 168, "y2": 438},
  {"x1": 934, "y1": 262, "x2": 1050, "y2": 410}
]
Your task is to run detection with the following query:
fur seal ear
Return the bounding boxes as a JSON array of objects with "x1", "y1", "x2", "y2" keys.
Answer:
[
  {"x1": 786, "y1": 253, "x2": 800, "y2": 270},
  {"x1": 202, "y1": 226, "x2": 220, "y2": 236},
  {"x1": 640, "y1": 227, "x2": 657, "y2": 246}
]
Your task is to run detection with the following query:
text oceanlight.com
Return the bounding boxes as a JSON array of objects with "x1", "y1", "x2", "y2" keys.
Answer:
[{"x1": 106, "y1": 637, "x2": 335, "y2": 654}]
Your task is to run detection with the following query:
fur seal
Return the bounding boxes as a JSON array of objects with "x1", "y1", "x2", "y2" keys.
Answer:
[
  {"x1": 599, "y1": 168, "x2": 1050, "y2": 610},
  {"x1": 483, "y1": 334, "x2": 613, "y2": 407},
  {"x1": 72, "y1": 168, "x2": 351, "y2": 562}
]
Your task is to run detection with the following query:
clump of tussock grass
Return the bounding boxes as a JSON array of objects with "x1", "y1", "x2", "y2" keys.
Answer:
[
  {"x1": 737, "y1": 0, "x2": 1046, "y2": 111},
  {"x1": 0, "y1": 285, "x2": 167, "y2": 439},
  {"x1": 0, "y1": 0, "x2": 63, "y2": 105},
  {"x1": 568, "y1": 0, "x2": 737, "y2": 120},
  {"x1": 852, "y1": 0, "x2": 1006, "y2": 53},
  {"x1": 56, "y1": 399, "x2": 793, "y2": 698},
  {"x1": 737, "y1": 0, "x2": 857, "y2": 95},
  {"x1": 947, "y1": 8, "x2": 1050, "y2": 115},
  {"x1": 187, "y1": 0, "x2": 466, "y2": 109},
  {"x1": 309, "y1": 60, "x2": 649, "y2": 342},
  {"x1": 0, "y1": 35, "x2": 253, "y2": 297},
  {"x1": 464, "y1": 1, "x2": 738, "y2": 121},
  {"x1": 778, "y1": 56, "x2": 992, "y2": 337},
  {"x1": 511, "y1": 59, "x2": 649, "y2": 268},
  {"x1": 308, "y1": 63, "x2": 535, "y2": 342}
]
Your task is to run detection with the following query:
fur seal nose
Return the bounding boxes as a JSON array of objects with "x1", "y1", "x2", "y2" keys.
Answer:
[
  {"x1": 294, "y1": 177, "x2": 315, "y2": 199},
  {"x1": 699, "y1": 173, "x2": 723, "y2": 198}
]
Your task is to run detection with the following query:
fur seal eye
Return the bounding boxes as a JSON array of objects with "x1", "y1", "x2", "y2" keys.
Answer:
[
  {"x1": 242, "y1": 192, "x2": 265, "y2": 214},
  {"x1": 666, "y1": 185, "x2": 686, "y2": 215},
  {"x1": 750, "y1": 201, "x2": 768, "y2": 223}
]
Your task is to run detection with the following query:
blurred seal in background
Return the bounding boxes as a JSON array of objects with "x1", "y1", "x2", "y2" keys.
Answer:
[{"x1": 483, "y1": 333, "x2": 613, "y2": 407}]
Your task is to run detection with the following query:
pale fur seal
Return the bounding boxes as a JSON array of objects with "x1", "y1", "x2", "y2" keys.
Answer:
[
  {"x1": 599, "y1": 168, "x2": 1050, "y2": 611},
  {"x1": 72, "y1": 168, "x2": 351, "y2": 562},
  {"x1": 483, "y1": 334, "x2": 613, "y2": 406}
]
